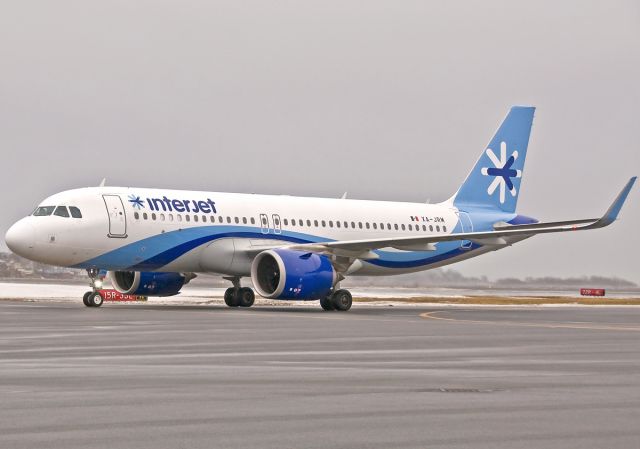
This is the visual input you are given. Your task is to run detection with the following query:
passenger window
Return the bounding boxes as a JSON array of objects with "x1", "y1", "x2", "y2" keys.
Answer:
[
  {"x1": 185, "y1": 215, "x2": 190, "y2": 222},
  {"x1": 387, "y1": 223, "x2": 392, "y2": 230},
  {"x1": 394, "y1": 224, "x2": 399, "y2": 230},
  {"x1": 408, "y1": 224, "x2": 412, "y2": 231},
  {"x1": 321, "y1": 220, "x2": 326, "y2": 227},
  {"x1": 336, "y1": 221, "x2": 341, "y2": 228},
  {"x1": 306, "y1": 219, "x2": 311, "y2": 226},
  {"x1": 143, "y1": 213, "x2": 148, "y2": 220},
  {"x1": 351, "y1": 222, "x2": 356, "y2": 228},
  {"x1": 235, "y1": 217, "x2": 239, "y2": 224},
  {"x1": 372, "y1": 223, "x2": 377, "y2": 229},
  {"x1": 177, "y1": 214, "x2": 182, "y2": 222},
  {"x1": 169, "y1": 214, "x2": 174, "y2": 222},
  {"x1": 365, "y1": 223, "x2": 370, "y2": 229},
  {"x1": 227, "y1": 217, "x2": 231, "y2": 224},
  {"x1": 160, "y1": 214, "x2": 165, "y2": 221},
  {"x1": 194, "y1": 215, "x2": 198, "y2": 222},
  {"x1": 54, "y1": 206, "x2": 70, "y2": 217},
  {"x1": 298, "y1": 219, "x2": 304, "y2": 226},
  {"x1": 429, "y1": 225, "x2": 433, "y2": 232},
  {"x1": 69, "y1": 206, "x2": 82, "y2": 218},
  {"x1": 443, "y1": 226, "x2": 447, "y2": 232},
  {"x1": 329, "y1": 221, "x2": 333, "y2": 228},
  {"x1": 401, "y1": 224, "x2": 405, "y2": 231},
  {"x1": 202, "y1": 215, "x2": 206, "y2": 222},
  {"x1": 422, "y1": 225, "x2": 426, "y2": 231},
  {"x1": 283, "y1": 218, "x2": 288, "y2": 226},
  {"x1": 290, "y1": 219, "x2": 295, "y2": 227},
  {"x1": 251, "y1": 217, "x2": 256, "y2": 225},
  {"x1": 358, "y1": 222, "x2": 363, "y2": 229},
  {"x1": 152, "y1": 213, "x2": 157, "y2": 220},
  {"x1": 33, "y1": 206, "x2": 55, "y2": 216},
  {"x1": 343, "y1": 221, "x2": 348, "y2": 228},
  {"x1": 314, "y1": 220, "x2": 318, "y2": 227},
  {"x1": 243, "y1": 217, "x2": 247, "y2": 224},
  {"x1": 134, "y1": 212, "x2": 140, "y2": 220},
  {"x1": 436, "y1": 225, "x2": 440, "y2": 232}
]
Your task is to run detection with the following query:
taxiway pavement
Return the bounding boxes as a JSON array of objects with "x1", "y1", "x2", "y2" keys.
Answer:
[{"x1": 1, "y1": 301, "x2": 640, "y2": 449}]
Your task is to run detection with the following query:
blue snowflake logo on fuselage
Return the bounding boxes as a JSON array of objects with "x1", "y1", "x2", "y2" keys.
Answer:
[
  {"x1": 128, "y1": 194, "x2": 144, "y2": 209},
  {"x1": 480, "y1": 141, "x2": 522, "y2": 204}
]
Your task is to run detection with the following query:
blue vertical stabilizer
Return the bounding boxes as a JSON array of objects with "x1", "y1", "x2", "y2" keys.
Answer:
[{"x1": 452, "y1": 106, "x2": 535, "y2": 213}]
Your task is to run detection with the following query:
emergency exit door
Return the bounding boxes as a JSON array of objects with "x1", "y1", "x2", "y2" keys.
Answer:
[{"x1": 103, "y1": 195, "x2": 127, "y2": 238}]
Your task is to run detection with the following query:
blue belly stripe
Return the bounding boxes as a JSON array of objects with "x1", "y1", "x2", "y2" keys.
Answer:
[{"x1": 73, "y1": 225, "x2": 482, "y2": 271}]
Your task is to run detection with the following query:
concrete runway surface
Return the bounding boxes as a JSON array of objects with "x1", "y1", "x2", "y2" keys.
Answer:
[{"x1": 1, "y1": 301, "x2": 640, "y2": 449}]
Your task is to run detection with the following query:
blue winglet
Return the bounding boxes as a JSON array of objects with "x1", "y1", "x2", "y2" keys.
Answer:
[{"x1": 598, "y1": 176, "x2": 637, "y2": 226}]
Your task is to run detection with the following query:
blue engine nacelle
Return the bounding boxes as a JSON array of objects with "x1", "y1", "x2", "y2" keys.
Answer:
[
  {"x1": 251, "y1": 249, "x2": 336, "y2": 300},
  {"x1": 108, "y1": 271, "x2": 189, "y2": 297}
]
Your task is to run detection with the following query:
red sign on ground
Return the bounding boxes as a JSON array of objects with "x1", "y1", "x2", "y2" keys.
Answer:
[
  {"x1": 98, "y1": 289, "x2": 147, "y2": 302},
  {"x1": 580, "y1": 288, "x2": 606, "y2": 297}
]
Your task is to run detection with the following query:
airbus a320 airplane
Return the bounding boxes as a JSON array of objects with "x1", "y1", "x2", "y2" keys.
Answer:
[{"x1": 5, "y1": 107, "x2": 636, "y2": 310}]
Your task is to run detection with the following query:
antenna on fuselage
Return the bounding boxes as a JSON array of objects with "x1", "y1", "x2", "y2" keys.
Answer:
[
  {"x1": 99, "y1": 178, "x2": 106, "y2": 187},
  {"x1": 340, "y1": 191, "x2": 348, "y2": 199}
]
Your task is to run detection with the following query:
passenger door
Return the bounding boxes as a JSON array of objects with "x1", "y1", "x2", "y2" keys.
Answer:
[
  {"x1": 272, "y1": 214, "x2": 282, "y2": 235},
  {"x1": 259, "y1": 214, "x2": 269, "y2": 234},
  {"x1": 103, "y1": 195, "x2": 127, "y2": 238},
  {"x1": 457, "y1": 211, "x2": 473, "y2": 249}
]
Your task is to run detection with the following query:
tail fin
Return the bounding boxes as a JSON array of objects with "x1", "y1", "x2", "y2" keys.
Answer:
[{"x1": 452, "y1": 106, "x2": 535, "y2": 213}]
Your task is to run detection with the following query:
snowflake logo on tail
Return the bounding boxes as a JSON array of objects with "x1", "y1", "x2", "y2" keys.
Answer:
[
  {"x1": 128, "y1": 194, "x2": 144, "y2": 209},
  {"x1": 480, "y1": 141, "x2": 522, "y2": 204}
]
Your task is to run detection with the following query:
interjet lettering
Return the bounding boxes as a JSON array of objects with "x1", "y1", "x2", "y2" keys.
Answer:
[{"x1": 145, "y1": 197, "x2": 217, "y2": 214}]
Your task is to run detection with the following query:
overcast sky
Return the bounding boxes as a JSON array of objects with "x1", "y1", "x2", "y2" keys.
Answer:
[{"x1": 1, "y1": 0, "x2": 638, "y2": 282}]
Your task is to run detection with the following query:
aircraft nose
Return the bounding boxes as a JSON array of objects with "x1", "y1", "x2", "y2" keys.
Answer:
[{"x1": 5, "y1": 219, "x2": 36, "y2": 257}]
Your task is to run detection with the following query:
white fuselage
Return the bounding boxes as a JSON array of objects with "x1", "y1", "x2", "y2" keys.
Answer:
[{"x1": 6, "y1": 186, "x2": 524, "y2": 277}]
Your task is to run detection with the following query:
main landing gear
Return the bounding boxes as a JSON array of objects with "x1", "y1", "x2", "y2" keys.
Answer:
[
  {"x1": 223, "y1": 276, "x2": 255, "y2": 308},
  {"x1": 83, "y1": 267, "x2": 104, "y2": 308},
  {"x1": 320, "y1": 289, "x2": 352, "y2": 312}
]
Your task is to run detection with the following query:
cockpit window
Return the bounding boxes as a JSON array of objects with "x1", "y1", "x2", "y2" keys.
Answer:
[
  {"x1": 33, "y1": 206, "x2": 55, "y2": 216},
  {"x1": 69, "y1": 206, "x2": 82, "y2": 218},
  {"x1": 53, "y1": 206, "x2": 70, "y2": 217}
]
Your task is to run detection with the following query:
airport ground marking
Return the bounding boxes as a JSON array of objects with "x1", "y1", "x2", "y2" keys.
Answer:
[{"x1": 420, "y1": 311, "x2": 640, "y2": 332}]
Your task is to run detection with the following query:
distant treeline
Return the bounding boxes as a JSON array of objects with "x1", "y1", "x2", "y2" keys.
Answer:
[
  {"x1": 0, "y1": 252, "x2": 636, "y2": 289},
  {"x1": 343, "y1": 269, "x2": 637, "y2": 289}
]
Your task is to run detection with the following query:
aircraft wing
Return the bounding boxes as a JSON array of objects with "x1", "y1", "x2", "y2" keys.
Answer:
[{"x1": 288, "y1": 177, "x2": 636, "y2": 258}]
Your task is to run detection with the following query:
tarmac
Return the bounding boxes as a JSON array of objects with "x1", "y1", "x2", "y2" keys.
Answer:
[{"x1": 2, "y1": 300, "x2": 640, "y2": 449}]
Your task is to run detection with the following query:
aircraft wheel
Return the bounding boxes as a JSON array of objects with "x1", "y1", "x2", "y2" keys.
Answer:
[
  {"x1": 332, "y1": 289, "x2": 352, "y2": 311},
  {"x1": 83, "y1": 291, "x2": 92, "y2": 307},
  {"x1": 237, "y1": 287, "x2": 255, "y2": 307},
  {"x1": 88, "y1": 292, "x2": 104, "y2": 308},
  {"x1": 224, "y1": 288, "x2": 239, "y2": 307},
  {"x1": 320, "y1": 295, "x2": 335, "y2": 311}
]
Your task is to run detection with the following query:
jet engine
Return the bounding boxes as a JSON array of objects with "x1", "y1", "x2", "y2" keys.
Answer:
[
  {"x1": 108, "y1": 271, "x2": 195, "y2": 297},
  {"x1": 251, "y1": 249, "x2": 336, "y2": 300}
]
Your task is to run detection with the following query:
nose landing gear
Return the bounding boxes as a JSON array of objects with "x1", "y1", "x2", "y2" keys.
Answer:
[{"x1": 83, "y1": 267, "x2": 104, "y2": 308}]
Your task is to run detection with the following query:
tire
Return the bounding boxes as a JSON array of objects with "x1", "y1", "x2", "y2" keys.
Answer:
[
  {"x1": 83, "y1": 291, "x2": 92, "y2": 307},
  {"x1": 224, "y1": 288, "x2": 239, "y2": 307},
  {"x1": 320, "y1": 295, "x2": 335, "y2": 311},
  {"x1": 332, "y1": 289, "x2": 352, "y2": 311},
  {"x1": 89, "y1": 292, "x2": 104, "y2": 307},
  {"x1": 237, "y1": 287, "x2": 255, "y2": 308}
]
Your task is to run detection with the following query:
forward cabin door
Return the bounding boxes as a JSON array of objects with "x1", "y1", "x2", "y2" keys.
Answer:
[{"x1": 103, "y1": 195, "x2": 127, "y2": 238}]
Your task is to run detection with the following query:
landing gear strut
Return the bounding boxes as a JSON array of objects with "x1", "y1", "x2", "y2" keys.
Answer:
[
  {"x1": 321, "y1": 289, "x2": 352, "y2": 311},
  {"x1": 223, "y1": 277, "x2": 255, "y2": 308},
  {"x1": 83, "y1": 267, "x2": 104, "y2": 308}
]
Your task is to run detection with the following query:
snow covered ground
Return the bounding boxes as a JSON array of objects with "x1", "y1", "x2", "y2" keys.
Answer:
[{"x1": 0, "y1": 281, "x2": 637, "y2": 307}]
